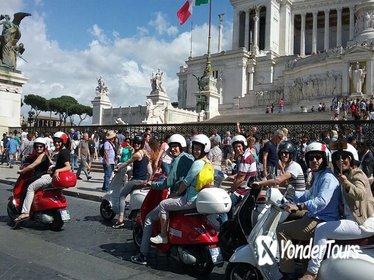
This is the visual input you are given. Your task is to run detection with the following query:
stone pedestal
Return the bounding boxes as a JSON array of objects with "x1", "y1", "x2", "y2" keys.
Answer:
[
  {"x1": 194, "y1": 76, "x2": 220, "y2": 119},
  {"x1": 147, "y1": 90, "x2": 170, "y2": 104},
  {"x1": 91, "y1": 94, "x2": 112, "y2": 125},
  {"x1": 0, "y1": 68, "x2": 28, "y2": 133}
]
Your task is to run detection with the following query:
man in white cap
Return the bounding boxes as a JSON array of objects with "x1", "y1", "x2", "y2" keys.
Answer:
[{"x1": 102, "y1": 130, "x2": 117, "y2": 191}]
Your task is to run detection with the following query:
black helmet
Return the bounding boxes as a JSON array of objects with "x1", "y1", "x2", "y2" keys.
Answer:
[
  {"x1": 277, "y1": 141, "x2": 296, "y2": 160},
  {"x1": 133, "y1": 135, "x2": 145, "y2": 149}
]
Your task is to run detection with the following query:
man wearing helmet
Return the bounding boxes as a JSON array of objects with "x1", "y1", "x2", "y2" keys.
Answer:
[
  {"x1": 112, "y1": 134, "x2": 152, "y2": 228},
  {"x1": 276, "y1": 142, "x2": 341, "y2": 278},
  {"x1": 149, "y1": 134, "x2": 211, "y2": 245},
  {"x1": 227, "y1": 135, "x2": 258, "y2": 218},
  {"x1": 15, "y1": 132, "x2": 71, "y2": 222},
  {"x1": 131, "y1": 133, "x2": 194, "y2": 265},
  {"x1": 253, "y1": 141, "x2": 306, "y2": 201},
  {"x1": 299, "y1": 142, "x2": 374, "y2": 280}
]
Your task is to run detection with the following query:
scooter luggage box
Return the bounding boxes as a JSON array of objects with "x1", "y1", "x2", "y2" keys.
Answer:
[
  {"x1": 196, "y1": 188, "x2": 232, "y2": 214},
  {"x1": 52, "y1": 171, "x2": 77, "y2": 189}
]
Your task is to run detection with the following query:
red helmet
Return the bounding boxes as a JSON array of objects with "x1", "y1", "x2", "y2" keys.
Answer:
[
  {"x1": 52, "y1": 171, "x2": 77, "y2": 189},
  {"x1": 53, "y1": 131, "x2": 68, "y2": 144}
]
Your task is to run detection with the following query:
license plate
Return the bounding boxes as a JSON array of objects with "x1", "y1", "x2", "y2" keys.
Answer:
[
  {"x1": 209, "y1": 246, "x2": 223, "y2": 264},
  {"x1": 60, "y1": 209, "x2": 70, "y2": 221}
]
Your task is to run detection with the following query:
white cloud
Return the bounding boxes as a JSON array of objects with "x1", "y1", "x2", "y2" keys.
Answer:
[
  {"x1": 149, "y1": 12, "x2": 178, "y2": 36},
  {"x1": 11, "y1": 5, "x2": 232, "y2": 124}
]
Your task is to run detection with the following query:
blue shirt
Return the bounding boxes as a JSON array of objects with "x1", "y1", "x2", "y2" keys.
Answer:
[
  {"x1": 6, "y1": 138, "x2": 19, "y2": 154},
  {"x1": 297, "y1": 168, "x2": 341, "y2": 222},
  {"x1": 152, "y1": 152, "x2": 194, "y2": 193},
  {"x1": 182, "y1": 158, "x2": 205, "y2": 202},
  {"x1": 102, "y1": 141, "x2": 116, "y2": 164}
]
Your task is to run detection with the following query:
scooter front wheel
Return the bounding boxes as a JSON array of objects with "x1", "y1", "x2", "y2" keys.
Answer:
[
  {"x1": 132, "y1": 222, "x2": 143, "y2": 249},
  {"x1": 7, "y1": 200, "x2": 19, "y2": 220},
  {"x1": 100, "y1": 200, "x2": 115, "y2": 221},
  {"x1": 225, "y1": 263, "x2": 262, "y2": 280},
  {"x1": 49, "y1": 211, "x2": 64, "y2": 231}
]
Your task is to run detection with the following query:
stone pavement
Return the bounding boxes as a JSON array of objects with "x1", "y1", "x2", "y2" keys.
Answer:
[{"x1": 0, "y1": 163, "x2": 105, "y2": 202}]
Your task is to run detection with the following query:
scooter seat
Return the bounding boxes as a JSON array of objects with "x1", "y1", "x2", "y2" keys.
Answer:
[{"x1": 334, "y1": 234, "x2": 374, "y2": 246}]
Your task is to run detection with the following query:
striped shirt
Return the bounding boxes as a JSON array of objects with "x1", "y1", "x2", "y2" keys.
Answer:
[{"x1": 236, "y1": 148, "x2": 258, "y2": 195}]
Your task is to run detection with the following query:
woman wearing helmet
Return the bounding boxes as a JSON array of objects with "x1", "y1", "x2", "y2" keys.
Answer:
[
  {"x1": 131, "y1": 134, "x2": 194, "y2": 265},
  {"x1": 112, "y1": 135, "x2": 152, "y2": 228},
  {"x1": 15, "y1": 132, "x2": 71, "y2": 222},
  {"x1": 300, "y1": 143, "x2": 374, "y2": 280},
  {"x1": 150, "y1": 134, "x2": 212, "y2": 244},
  {"x1": 276, "y1": 142, "x2": 341, "y2": 279},
  {"x1": 17, "y1": 137, "x2": 50, "y2": 180},
  {"x1": 253, "y1": 141, "x2": 306, "y2": 201}
]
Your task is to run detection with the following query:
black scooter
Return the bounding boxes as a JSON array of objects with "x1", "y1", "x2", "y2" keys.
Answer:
[{"x1": 218, "y1": 185, "x2": 265, "y2": 260}]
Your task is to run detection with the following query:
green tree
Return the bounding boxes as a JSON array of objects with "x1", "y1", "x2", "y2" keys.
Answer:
[
  {"x1": 49, "y1": 96, "x2": 79, "y2": 126},
  {"x1": 70, "y1": 104, "x2": 93, "y2": 126},
  {"x1": 23, "y1": 94, "x2": 49, "y2": 123}
]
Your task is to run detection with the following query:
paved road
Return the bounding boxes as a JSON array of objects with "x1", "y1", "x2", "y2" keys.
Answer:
[{"x1": 0, "y1": 183, "x2": 226, "y2": 280}]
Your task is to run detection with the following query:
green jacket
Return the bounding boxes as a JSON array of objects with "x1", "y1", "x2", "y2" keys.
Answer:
[{"x1": 152, "y1": 152, "x2": 194, "y2": 193}]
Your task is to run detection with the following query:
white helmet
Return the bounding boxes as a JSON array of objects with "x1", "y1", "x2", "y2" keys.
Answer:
[
  {"x1": 331, "y1": 143, "x2": 359, "y2": 162},
  {"x1": 168, "y1": 134, "x2": 186, "y2": 148},
  {"x1": 192, "y1": 134, "x2": 211, "y2": 153},
  {"x1": 305, "y1": 142, "x2": 331, "y2": 167},
  {"x1": 34, "y1": 137, "x2": 47, "y2": 147},
  {"x1": 53, "y1": 131, "x2": 68, "y2": 144},
  {"x1": 231, "y1": 134, "x2": 247, "y2": 147}
]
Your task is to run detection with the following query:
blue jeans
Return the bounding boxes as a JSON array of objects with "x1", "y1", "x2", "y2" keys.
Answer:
[{"x1": 102, "y1": 163, "x2": 114, "y2": 190}]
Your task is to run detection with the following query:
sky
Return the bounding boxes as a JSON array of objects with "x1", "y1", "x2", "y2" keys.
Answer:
[{"x1": 0, "y1": 0, "x2": 233, "y2": 121}]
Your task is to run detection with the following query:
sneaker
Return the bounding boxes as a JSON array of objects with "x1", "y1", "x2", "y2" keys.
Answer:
[
  {"x1": 131, "y1": 253, "x2": 147, "y2": 265},
  {"x1": 77, "y1": 176, "x2": 82, "y2": 180},
  {"x1": 112, "y1": 222, "x2": 125, "y2": 229},
  {"x1": 87, "y1": 176, "x2": 92, "y2": 180},
  {"x1": 150, "y1": 234, "x2": 168, "y2": 244}
]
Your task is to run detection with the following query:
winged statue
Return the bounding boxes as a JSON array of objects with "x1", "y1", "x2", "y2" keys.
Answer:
[{"x1": 0, "y1": 12, "x2": 31, "y2": 70}]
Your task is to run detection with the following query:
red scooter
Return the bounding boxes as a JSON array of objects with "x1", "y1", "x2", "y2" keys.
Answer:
[
  {"x1": 7, "y1": 168, "x2": 77, "y2": 231},
  {"x1": 133, "y1": 187, "x2": 231, "y2": 276}
]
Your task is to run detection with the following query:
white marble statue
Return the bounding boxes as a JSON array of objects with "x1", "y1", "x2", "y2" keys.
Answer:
[
  {"x1": 96, "y1": 76, "x2": 109, "y2": 96},
  {"x1": 144, "y1": 98, "x2": 167, "y2": 124},
  {"x1": 150, "y1": 69, "x2": 166, "y2": 93},
  {"x1": 349, "y1": 62, "x2": 366, "y2": 94}
]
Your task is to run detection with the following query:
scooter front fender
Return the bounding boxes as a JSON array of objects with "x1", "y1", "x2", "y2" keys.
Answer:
[{"x1": 229, "y1": 244, "x2": 257, "y2": 266}]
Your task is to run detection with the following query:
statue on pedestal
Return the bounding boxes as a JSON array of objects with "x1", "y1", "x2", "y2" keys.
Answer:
[
  {"x1": 150, "y1": 69, "x2": 166, "y2": 94},
  {"x1": 349, "y1": 62, "x2": 366, "y2": 94},
  {"x1": 144, "y1": 98, "x2": 167, "y2": 124},
  {"x1": 0, "y1": 13, "x2": 31, "y2": 70},
  {"x1": 95, "y1": 76, "x2": 109, "y2": 96}
]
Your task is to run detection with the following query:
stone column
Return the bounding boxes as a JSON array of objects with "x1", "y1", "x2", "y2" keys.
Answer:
[
  {"x1": 312, "y1": 11, "x2": 318, "y2": 54},
  {"x1": 248, "y1": 65, "x2": 255, "y2": 91},
  {"x1": 349, "y1": 6, "x2": 355, "y2": 40},
  {"x1": 300, "y1": 13, "x2": 306, "y2": 57},
  {"x1": 253, "y1": 7, "x2": 260, "y2": 54},
  {"x1": 324, "y1": 9, "x2": 330, "y2": 51},
  {"x1": 244, "y1": 10, "x2": 250, "y2": 50},
  {"x1": 336, "y1": 7, "x2": 342, "y2": 47},
  {"x1": 232, "y1": 10, "x2": 240, "y2": 50}
]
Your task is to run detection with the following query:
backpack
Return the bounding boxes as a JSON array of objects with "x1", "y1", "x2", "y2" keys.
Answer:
[
  {"x1": 195, "y1": 158, "x2": 215, "y2": 192},
  {"x1": 99, "y1": 141, "x2": 110, "y2": 157}
]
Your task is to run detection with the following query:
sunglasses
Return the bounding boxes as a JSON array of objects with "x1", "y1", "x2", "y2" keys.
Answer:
[
  {"x1": 35, "y1": 145, "x2": 44, "y2": 149},
  {"x1": 334, "y1": 154, "x2": 351, "y2": 161},
  {"x1": 307, "y1": 153, "x2": 323, "y2": 161},
  {"x1": 280, "y1": 151, "x2": 290, "y2": 155}
]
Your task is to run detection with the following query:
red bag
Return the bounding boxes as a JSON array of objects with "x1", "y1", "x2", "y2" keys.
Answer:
[{"x1": 52, "y1": 171, "x2": 77, "y2": 189}]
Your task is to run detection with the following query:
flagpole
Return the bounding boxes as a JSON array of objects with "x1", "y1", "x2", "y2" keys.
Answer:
[
  {"x1": 189, "y1": 21, "x2": 193, "y2": 59},
  {"x1": 205, "y1": 0, "x2": 212, "y2": 75}
]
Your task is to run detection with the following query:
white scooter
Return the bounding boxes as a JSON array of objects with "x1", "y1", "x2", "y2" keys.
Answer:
[
  {"x1": 99, "y1": 166, "x2": 149, "y2": 222},
  {"x1": 225, "y1": 187, "x2": 374, "y2": 280}
]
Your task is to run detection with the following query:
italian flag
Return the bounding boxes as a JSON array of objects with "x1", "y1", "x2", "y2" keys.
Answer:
[{"x1": 177, "y1": 0, "x2": 209, "y2": 25}]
